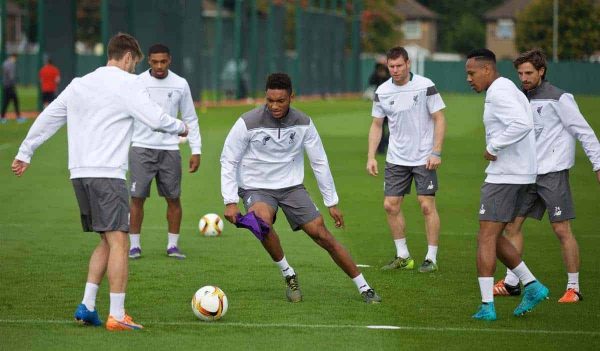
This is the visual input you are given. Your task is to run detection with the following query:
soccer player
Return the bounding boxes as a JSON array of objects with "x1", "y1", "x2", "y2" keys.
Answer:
[
  {"x1": 11, "y1": 33, "x2": 187, "y2": 331},
  {"x1": 1, "y1": 54, "x2": 25, "y2": 124},
  {"x1": 128, "y1": 44, "x2": 202, "y2": 260},
  {"x1": 221, "y1": 73, "x2": 381, "y2": 304},
  {"x1": 493, "y1": 49, "x2": 600, "y2": 303},
  {"x1": 366, "y1": 46, "x2": 447, "y2": 273},
  {"x1": 465, "y1": 48, "x2": 548, "y2": 321},
  {"x1": 39, "y1": 58, "x2": 61, "y2": 108}
]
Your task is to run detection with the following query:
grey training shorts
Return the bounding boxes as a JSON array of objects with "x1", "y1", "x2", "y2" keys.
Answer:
[
  {"x1": 517, "y1": 170, "x2": 575, "y2": 222},
  {"x1": 478, "y1": 183, "x2": 529, "y2": 223},
  {"x1": 238, "y1": 185, "x2": 321, "y2": 231},
  {"x1": 384, "y1": 163, "x2": 438, "y2": 196},
  {"x1": 129, "y1": 146, "x2": 182, "y2": 199},
  {"x1": 72, "y1": 178, "x2": 129, "y2": 233}
]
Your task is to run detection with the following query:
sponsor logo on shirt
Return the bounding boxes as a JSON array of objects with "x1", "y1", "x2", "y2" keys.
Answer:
[
  {"x1": 536, "y1": 106, "x2": 543, "y2": 116},
  {"x1": 289, "y1": 132, "x2": 296, "y2": 144},
  {"x1": 413, "y1": 94, "x2": 419, "y2": 106},
  {"x1": 262, "y1": 136, "x2": 271, "y2": 145}
]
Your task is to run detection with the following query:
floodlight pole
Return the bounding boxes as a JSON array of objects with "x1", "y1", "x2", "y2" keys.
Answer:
[{"x1": 552, "y1": 0, "x2": 558, "y2": 62}]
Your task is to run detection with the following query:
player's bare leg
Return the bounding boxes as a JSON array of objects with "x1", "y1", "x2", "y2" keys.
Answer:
[
  {"x1": 302, "y1": 216, "x2": 381, "y2": 303},
  {"x1": 382, "y1": 196, "x2": 413, "y2": 270},
  {"x1": 250, "y1": 202, "x2": 300, "y2": 301},
  {"x1": 165, "y1": 197, "x2": 185, "y2": 258},
  {"x1": 128, "y1": 197, "x2": 145, "y2": 259},
  {"x1": 417, "y1": 195, "x2": 439, "y2": 272}
]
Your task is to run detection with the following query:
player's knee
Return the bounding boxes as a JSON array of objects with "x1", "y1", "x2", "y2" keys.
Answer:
[
  {"x1": 383, "y1": 200, "x2": 400, "y2": 215},
  {"x1": 420, "y1": 203, "x2": 435, "y2": 216},
  {"x1": 253, "y1": 210, "x2": 274, "y2": 226}
]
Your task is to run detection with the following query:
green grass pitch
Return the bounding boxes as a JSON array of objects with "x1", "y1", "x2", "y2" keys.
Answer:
[{"x1": 1, "y1": 94, "x2": 599, "y2": 349}]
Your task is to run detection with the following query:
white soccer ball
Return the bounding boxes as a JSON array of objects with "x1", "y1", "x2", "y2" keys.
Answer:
[
  {"x1": 191, "y1": 285, "x2": 228, "y2": 321},
  {"x1": 199, "y1": 213, "x2": 224, "y2": 236}
]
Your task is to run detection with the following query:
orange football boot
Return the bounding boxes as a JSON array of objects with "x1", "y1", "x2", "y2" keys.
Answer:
[
  {"x1": 105, "y1": 314, "x2": 144, "y2": 331},
  {"x1": 558, "y1": 289, "x2": 582, "y2": 303}
]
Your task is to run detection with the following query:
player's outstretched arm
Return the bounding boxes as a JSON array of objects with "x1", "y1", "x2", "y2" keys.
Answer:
[
  {"x1": 367, "y1": 117, "x2": 384, "y2": 176},
  {"x1": 11, "y1": 159, "x2": 29, "y2": 177},
  {"x1": 328, "y1": 205, "x2": 344, "y2": 228}
]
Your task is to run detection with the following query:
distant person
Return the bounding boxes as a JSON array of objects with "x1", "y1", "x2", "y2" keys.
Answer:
[
  {"x1": 1, "y1": 54, "x2": 25, "y2": 124},
  {"x1": 221, "y1": 73, "x2": 381, "y2": 304},
  {"x1": 367, "y1": 46, "x2": 447, "y2": 273},
  {"x1": 128, "y1": 43, "x2": 202, "y2": 260},
  {"x1": 493, "y1": 49, "x2": 600, "y2": 303},
  {"x1": 39, "y1": 58, "x2": 61, "y2": 108},
  {"x1": 465, "y1": 48, "x2": 548, "y2": 321},
  {"x1": 366, "y1": 62, "x2": 391, "y2": 154},
  {"x1": 11, "y1": 33, "x2": 188, "y2": 331}
]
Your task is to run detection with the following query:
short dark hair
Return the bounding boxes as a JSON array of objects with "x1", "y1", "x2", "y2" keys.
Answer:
[
  {"x1": 386, "y1": 46, "x2": 409, "y2": 62},
  {"x1": 466, "y1": 48, "x2": 496, "y2": 63},
  {"x1": 513, "y1": 48, "x2": 547, "y2": 79},
  {"x1": 148, "y1": 43, "x2": 170, "y2": 56},
  {"x1": 265, "y1": 73, "x2": 292, "y2": 95},
  {"x1": 107, "y1": 32, "x2": 144, "y2": 61}
]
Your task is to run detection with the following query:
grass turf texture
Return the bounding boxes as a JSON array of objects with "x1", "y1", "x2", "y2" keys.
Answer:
[{"x1": 1, "y1": 94, "x2": 599, "y2": 349}]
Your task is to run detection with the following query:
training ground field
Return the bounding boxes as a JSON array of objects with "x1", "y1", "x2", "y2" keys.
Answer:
[{"x1": 1, "y1": 95, "x2": 599, "y2": 350}]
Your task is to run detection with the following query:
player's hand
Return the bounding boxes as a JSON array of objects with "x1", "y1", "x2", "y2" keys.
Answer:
[
  {"x1": 596, "y1": 170, "x2": 600, "y2": 184},
  {"x1": 366, "y1": 158, "x2": 378, "y2": 176},
  {"x1": 224, "y1": 203, "x2": 240, "y2": 224},
  {"x1": 426, "y1": 155, "x2": 441, "y2": 170},
  {"x1": 11, "y1": 159, "x2": 29, "y2": 177},
  {"x1": 178, "y1": 124, "x2": 189, "y2": 137},
  {"x1": 484, "y1": 150, "x2": 497, "y2": 161},
  {"x1": 189, "y1": 154, "x2": 201, "y2": 173},
  {"x1": 328, "y1": 205, "x2": 344, "y2": 228}
]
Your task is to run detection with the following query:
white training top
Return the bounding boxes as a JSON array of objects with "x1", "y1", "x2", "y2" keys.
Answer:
[
  {"x1": 15, "y1": 66, "x2": 186, "y2": 180},
  {"x1": 483, "y1": 77, "x2": 537, "y2": 184},
  {"x1": 371, "y1": 74, "x2": 446, "y2": 166},
  {"x1": 220, "y1": 105, "x2": 339, "y2": 207},
  {"x1": 132, "y1": 69, "x2": 201, "y2": 154},
  {"x1": 525, "y1": 81, "x2": 600, "y2": 174}
]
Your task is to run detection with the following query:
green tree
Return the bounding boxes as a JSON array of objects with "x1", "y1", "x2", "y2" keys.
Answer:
[
  {"x1": 417, "y1": 0, "x2": 503, "y2": 52},
  {"x1": 361, "y1": 0, "x2": 402, "y2": 53},
  {"x1": 446, "y1": 13, "x2": 485, "y2": 55},
  {"x1": 516, "y1": 0, "x2": 600, "y2": 60}
]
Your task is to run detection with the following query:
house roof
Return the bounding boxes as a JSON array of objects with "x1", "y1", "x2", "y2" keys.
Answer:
[
  {"x1": 484, "y1": 0, "x2": 532, "y2": 20},
  {"x1": 395, "y1": 0, "x2": 439, "y2": 20}
]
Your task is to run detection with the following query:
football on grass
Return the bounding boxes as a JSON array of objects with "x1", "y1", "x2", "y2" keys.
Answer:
[{"x1": 191, "y1": 285, "x2": 228, "y2": 321}]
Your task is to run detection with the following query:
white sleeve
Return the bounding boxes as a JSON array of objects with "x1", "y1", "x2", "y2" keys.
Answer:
[
  {"x1": 220, "y1": 118, "x2": 250, "y2": 204},
  {"x1": 124, "y1": 78, "x2": 185, "y2": 135},
  {"x1": 486, "y1": 90, "x2": 533, "y2": 155},
  {"x1": 371, "y1": 93, "x2": 386, "y2": 118},
  {"x1": 426, "y1": 86, "x2": 446, "y2": 114},
  {"x1": 15, "y1": 86, "x2": 69, "y2": 163},
  {"x1": 556, "y1": 93, "x2": 600, "y2": 171},
  {"x1": 180, "y1": 81, "x2": 202, "y2": 154},
  {"x1": 304, "y1": 121, "x2": 339, "y2": 207}
]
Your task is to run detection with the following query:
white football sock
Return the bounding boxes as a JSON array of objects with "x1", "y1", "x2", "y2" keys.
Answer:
[
  {"x1": 567, "y1": 272, "x2": 579, "y2": 292},
  {"x1": 504, "y1": 268, "x2": 520, "y2": 286},
  {"x1": 425, "y1": 245, "x2": 438, "y2": 263},
  {"x1": 167, "y1": 232, "x2": 179, "y2": 249},
  {"x1": 82, "y1": 282, "x2": 99, "y2": 311},
  {"x1": 511, "y1": 261, "x2": 536, "y2": 286},
  {"x1": 109, "y1": 293, "x2": 126, "y2": 320},
  {"x1": 394, "y1": 238, "x2": 410, "y2": 259},
  {"x1": 478, "y1": 277, "x2": 494, "y2": 303},
  {"x1": 129, "y1": 234, "x2": 140, "y2": 249},
  {"x1": 352, "y1": 273, "x2": 371, "y2": 293},
  {"x1": 275, "y1": 256, "x2": 296, "y2": 277}
]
